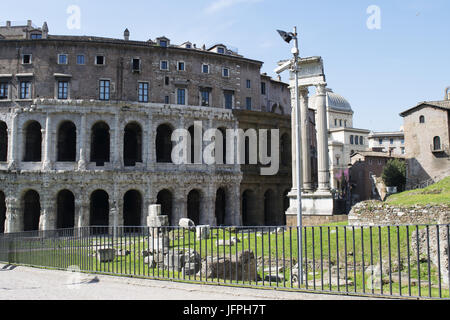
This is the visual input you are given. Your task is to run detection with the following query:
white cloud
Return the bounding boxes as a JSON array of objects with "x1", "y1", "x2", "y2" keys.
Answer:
[{"x1": 204, "y1": 0, "x2": 262, "y2": 15}]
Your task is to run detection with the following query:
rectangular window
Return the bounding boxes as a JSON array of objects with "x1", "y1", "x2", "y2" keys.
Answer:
[
  {"x1": 164, "y1": 95, "x2": 170, "y2": 104},
  {"x1": 30, "y1": 34, "x2": 42, "y2": 39},
  {"x1": 165, "y1": 77, "x2": 170, "y2": 86},
  {"x1": 77, "y1": 55, "x2": 85, "y2": 65},
  {"x1": 96, "y1": 55, "x2": 105, "y2": 65},
  {"x1": 160, "y1": 60, "x2": 169, "y2": 70},
  {"x1": 132, "y1": 58, "x2": 141, "y2": 72},
  {"x1": 350, "y1": 135, "x2": 354, "y2": 145},
  {"x1": 19, "y1": 81, "x2": 31, "y2": 99},
  {"x1": 138, "y1": 82, "x2": 149, "y2": 102},
  {"x1": 178, "y1": 62, "x2": 185, "y2": 71},
  {"x1": 246, "y1": 97, "x2": 252, "y2": 110},
  {"x1": 222, "y1": 68, "x2": 229, "y2": 78},
  {"x1": 58, "y1": 81, "x2": 69, "y2": 99},
  {"x1": 58, "y1": 54, "x2": 68, "y2": 65},
  {"x1": 261, "y1": 82, "x2": 266, "y2": 95},
  {"x1": 177, "y1": 88, "x2": 186, "y2": 105},
  {"x1": 401, "y1": 139, "x2": 405, "y2": 145},
  {"x1": 379, "y1": 139, "x2": 383, "y2": 145},
  {"x1": 217, "y1": 47, "x2": 225, "y2": 54},
  {"x1": 202, "y1": 64, "x2": 209, "y2": 74},
  {"x1": 200, "y1": 89, "x2": 210, "y2": 106},
  {"x1": 160, "y1": 40, "x2": 168, "y2": 47},
  {"x1": 401, "y1": 147, "x2": 405, "y2": 155},
  {"x1": 0, "y1": 82, "x2": 8, "y2": 99},
  {"x1": 390, "y1": 139, "x2": 394, "y2": 145},
  {"x1": 246, "y1": 80, "x2": 251, "y2": 89},
  {"x1": 22, "y1": 54, "x2": 32, "y2": 64},
  {"x1": 224, "y1": 91, "x2": 233, "y2": 109},
  {"x1": 99, "y1": 80, "x2": 110, "y2": 101}
]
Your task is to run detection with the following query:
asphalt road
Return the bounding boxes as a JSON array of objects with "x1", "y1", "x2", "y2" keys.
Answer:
[{"x1": 0, "y1": 263, "x2": 382, "y2": 300}]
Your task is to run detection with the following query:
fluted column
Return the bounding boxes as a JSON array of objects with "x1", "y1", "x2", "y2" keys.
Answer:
[
  {"x1": 315, "y1": 83, "x2": 331, "y2": 192},
  {"x1": 289, "y1": 86, "x2": 298, "y2": 191},
  {"x1": 78, "y1": 114, "x2": 87, "y2": 170},
  {"x1": 42, "y1": 115, "x2": 53, "y2": 171},
  {"x1": 300, "y1": 87, "x2": 313, "y2": 192}
]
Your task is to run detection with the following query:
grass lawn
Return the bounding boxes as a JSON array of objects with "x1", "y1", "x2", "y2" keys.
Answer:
[{"x1": 386, "y1": 177, "x2": 450, "y2": 206}]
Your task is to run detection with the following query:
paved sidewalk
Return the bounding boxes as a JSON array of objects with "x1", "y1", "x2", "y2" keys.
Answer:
[{"x1": 0, "y1": 264, "x2": 385, "y2": 300}]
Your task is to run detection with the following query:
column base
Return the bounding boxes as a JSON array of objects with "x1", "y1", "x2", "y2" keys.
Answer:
[{"x1": 286, "y1": 189, "x2": 335, "y2": 218}]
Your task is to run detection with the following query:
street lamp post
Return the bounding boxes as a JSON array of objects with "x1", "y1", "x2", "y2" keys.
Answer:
[{"x1": 277, "y1": 27, "x2": 303, "y2": 285}]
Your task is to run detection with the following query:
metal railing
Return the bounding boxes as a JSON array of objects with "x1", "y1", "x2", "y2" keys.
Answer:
[{"x1": 0, "y1": 224, "x2": 449, "y2": 300}]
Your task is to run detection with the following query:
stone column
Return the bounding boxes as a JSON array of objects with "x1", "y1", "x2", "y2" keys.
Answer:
[
  {"x1": 300, "y1": 87, "x2": 313, "y2": 192},
  {"x1": 146, "y1": 112, "x2": 155, "y2": 169},
  {"x1": 113, "y1": 111, "x2": 121, "y2": 168},
  {"x1": 8, "y1": 112, "x2": 18, "y2": 170},
  {"x1": 173, "y1": 192, "x2": 187, "y2": 224},
  {"x1": 315, "y1": 83, "x2": 331, "y2": 192},
  {"x1": 78, "y1": 114, "x2": 87, "y2": 170},
  {"x1": 5, "y1": 196, "x2": 19, "y2": 233},
  {"x1": 289, "y1": 86, "x2": 298, "y2": 191},
  {"x1": 42, "y1": 115, "x2": 53, "y2": 170},
  {"x1": 231, "y1": 183, "x2": 241, "y2": 226},
  {"x1": 39, "y1": 198, "x2": 56, "y2": 232},
  {"x1": 75, "y1": 197, "x2": 89, "y2": 228}
]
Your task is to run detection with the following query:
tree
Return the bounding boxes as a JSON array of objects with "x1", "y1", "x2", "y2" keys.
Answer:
[{"x1": 382, "y1": 159, "x2": 406, "y2": 191}]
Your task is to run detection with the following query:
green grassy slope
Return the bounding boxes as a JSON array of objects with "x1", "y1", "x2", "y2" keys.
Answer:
[{"x1": 386, "y1": 177, "x2": 450, "y2": 206}]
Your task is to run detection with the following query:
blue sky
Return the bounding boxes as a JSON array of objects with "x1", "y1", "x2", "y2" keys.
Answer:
[{"x1": 3, "y1": 0, "x2": 450, "y2": 132}]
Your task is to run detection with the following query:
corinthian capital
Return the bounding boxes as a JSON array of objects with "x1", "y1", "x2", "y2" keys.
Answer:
[{"x1": 315, "y1": 83, "x2": 328, "y2": 96}]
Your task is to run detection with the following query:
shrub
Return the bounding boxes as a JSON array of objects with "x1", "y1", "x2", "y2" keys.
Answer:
[{"x1": 382, "y1": 159, "x2": 406, "y2": 191}]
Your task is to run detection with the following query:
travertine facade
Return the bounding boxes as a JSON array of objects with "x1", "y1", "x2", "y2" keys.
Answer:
[{"x1": 0, "y1": 21, "x2": 292, "y2": 233}]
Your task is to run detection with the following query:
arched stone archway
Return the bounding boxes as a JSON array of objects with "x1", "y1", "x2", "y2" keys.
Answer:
[
  {"x1": 57, "y1": 121, "x2": 77, "y2": 162},
  {"x1": 23, "y1": 121, "x2": 42, "y2": 162},
  {"x1": 215, "y1": 188, "x2": 226, "y2": 226},
  {"x1": 156, "y1": 124, "x2": 173, "y2": 163},
  {"x1": 90, "y1": 190, "x2": 109, "y2": 227},
  {"x1": 124, "y1": 122, "x2": 142, "y2": 167},
  {"x1": 157, "y1": 189, "x2": 173, "y2": 225},
  {"x1": 23, "y1": 190, "x2": 40, "y2": 231},
  {"x1": 0, "y1": 191, "x2": 5, "y2": 234},
  {"x1": 91, "y1": 122, "x2": 110, "y2": 166},
  {"x1": 187, "y1": 190, "x2": 201, "y2": 225},
  {"x1": 56, "y1": 190, "x2": 75, "y2": 229},
  {"x1": 123, "y1": 190, "x2": 142, "y2": 232},
  {"x1": 0, "y1": 121, "x2": 7, "y2": 162}
]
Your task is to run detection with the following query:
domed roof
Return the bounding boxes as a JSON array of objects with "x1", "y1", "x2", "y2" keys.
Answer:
[{"x1": 309, "y1": 88, "x2": 353, "y2": 113}]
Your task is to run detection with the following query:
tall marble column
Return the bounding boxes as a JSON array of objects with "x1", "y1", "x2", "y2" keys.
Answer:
[
  {"x1": 42, "y1": 114, "x2": 53, "y2": 171},
  {"x1": 315, "y1": 83, "x2": 331, "y2": 192},
  {"x1": 289, "y1": 86, "x2": 298, "y2": 191},
  {"x1": 39, "y1": 198, "x2": 56, "y2": 231},
  {"x1": 300, "y1": 87, "x2": 313, "y2": 192}
]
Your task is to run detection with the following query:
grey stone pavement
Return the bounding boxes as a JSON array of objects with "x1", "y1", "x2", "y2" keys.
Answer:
[{"x1": 0, "y1": 263, "x2": 386, "y2": 300}]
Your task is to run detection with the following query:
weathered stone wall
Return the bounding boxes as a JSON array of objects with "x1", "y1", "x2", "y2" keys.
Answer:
[{"x1": 348, "y1": 201, "x2": 450, "y2": 226}]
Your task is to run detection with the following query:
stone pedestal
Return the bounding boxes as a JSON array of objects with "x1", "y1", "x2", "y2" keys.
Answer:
[{"x1": 286, "y1": 190, "x2": 334, "y2": 225}]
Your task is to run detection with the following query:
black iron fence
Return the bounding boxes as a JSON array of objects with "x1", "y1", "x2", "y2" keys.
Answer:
[{"x1": 0, "y1": 224, "x2": 449, "y2": 299}]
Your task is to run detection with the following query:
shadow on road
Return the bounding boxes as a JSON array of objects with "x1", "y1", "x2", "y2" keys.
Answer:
[{"x1": 1, "y1": 265, "x2": 18, "y2": 271}]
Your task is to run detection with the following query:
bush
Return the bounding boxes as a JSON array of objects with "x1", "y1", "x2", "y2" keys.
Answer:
[{"x1": 382, "y1": 159, "x2": 406, "y2": 191}]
